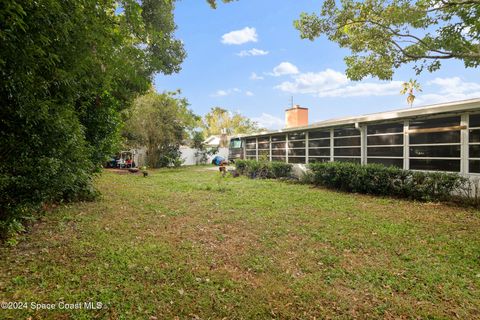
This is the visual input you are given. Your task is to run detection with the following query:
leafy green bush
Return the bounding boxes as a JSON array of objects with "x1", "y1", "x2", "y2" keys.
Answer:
[
  {"x1": 235, "y1": 160, "x2": 292, "y2": 179},
  {"x1": 309, "y1": 162, "x2": 468, "y2": 202},
  {"x1": 234, "y1": 160, "x2": 249, "y2": 175},
  {"x1": 0, "y1": 0, "x2": 185, "y2": 241},
  {"x1": 271, "y1": 162, "x2": 293, "y2": 178}
]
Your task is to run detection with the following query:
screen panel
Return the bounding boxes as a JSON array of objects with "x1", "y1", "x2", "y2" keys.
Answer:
[
  {"x1": 334, "y1": 148, "x2": 361, "y2": 157},
  {"x1": 258, "y1": 143, "x2": 269, "y2": 149},
  {"x1": 309, "y1": 139, "x2": 330, "y2": 148},
  {"x1": 469, "y1": 160, "x2": 480, "y2": 173},
  {"x1": 410, "y1": 159, "x2": 460, "y2": 172},
  {"x1": 288, "y1": 132, "x2": 306, "y2": 141},
  {"x1": 409, "y1": 145, "x2": 460, "y2": 158},
  {"x1": 367, "y1": 134, "x2": 403, "y2": 146},
  {"x1": 409, "y1": 116, "x2": 460, "y2": 130},
  {"x1": 367, "y1": 158, "x2": 403, "y2": 168},
  {"x1": 334, "y1": 157, "x2": 361, "y2": 163},
  {"x1": 272, "y1": 149, "x2": 286, "y2": 156},
  {"x1": 288, "y1": 141, "x2": 306, "y2": 148},
  {"x1": 470, "y1": 114, "x2": 480, "y2": 128},
  {"x1": 309, "y1": 148, "x2": 330, "y2": 157},
  {"x1": 288, "y1": 157, "x2": 306, "y2": 164},
  {"x1": 367, "y1": 147, "x2": 403, "y2": 157},
  {"x1": 334, "y1": 127, "x2": 360, "y2": 137},
  {"x1": 334, "y1": 137, "x2": 361, "y2": 147},
  {"x1": 309, "y1": 130, "x2": 330, "y2": 139},
  {"x1": 309, "y1": 157, "x2": 330, "y2": 163},
  {"x1": 271, "y1": 135, "x2": 286, "y2": 142},
  {"x1": 271, "y1": 142, "x2": 286, "y2": 149},
  {"x1": 367, "y1": 123, "x2": 403, "y2": 135},
  {"x1": 410, "y1": 131, "x2": 460, "y2": 144},
  {"x1": 289, "y1": 149, "x2": 306, "y2": 156}
]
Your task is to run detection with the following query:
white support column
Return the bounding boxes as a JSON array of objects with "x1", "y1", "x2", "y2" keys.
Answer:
[
  {"x1": 403, "y1": 120, "x2": 409, "y2": 170},
  {"x1": 461, "y1": 113, "x2": 469, "y2": 175},
  {"x1": 255, "y1": 137, "x2": 259, "y2": 161},
  {"x1": 330, "y1": 129, "x2": 334, "y2": 162},
  {"x1": 269, "y1": 136, "x2": 272, "y2": 162},
  {"x1": 305, "y1": 131, "x2": 309, "y2": 164},
  {"x1": 243, "y1": 138, "x2": 246, "y2": 159},
  {"x1": 360, "y1": 125, "x2": 367, "y2": 165},
  {"x1": 286, "y1": 134, "x2": 289, "y2": 163}
]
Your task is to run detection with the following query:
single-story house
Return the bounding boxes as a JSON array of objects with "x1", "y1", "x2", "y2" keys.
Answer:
[{"x1": 230, "y1": 98, "x2": 480, "y2": 177}]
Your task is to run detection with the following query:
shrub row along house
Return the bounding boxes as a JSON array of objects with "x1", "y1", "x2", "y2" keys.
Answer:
[{"x1": 228, "y1": 98, "x2": 480, "y2": 176}]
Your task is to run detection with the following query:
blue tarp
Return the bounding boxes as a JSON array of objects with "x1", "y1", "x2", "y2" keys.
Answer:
[{"x1": 211, "y1": 155, "x2": 225, "y2": 166}]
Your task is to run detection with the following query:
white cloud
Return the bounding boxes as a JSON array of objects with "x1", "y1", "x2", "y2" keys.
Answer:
[
  {"x1": 252, "y1": 113, "x2": 284, "y2": 130},
  {"x1": 250, "y1": 72, "x2": 264, "y2": 80},
  {"x1": 270, "y1": 62, "x2": 299, "y2": 76},
  {"x1": 415, "y1": 77, "x2": 480, "y2": 104},
  {"x1": 276, "y1": 68, "x2": 402, "y2": 97},
  {"x1": 275, "y1": 70, "x2": 480, "y2": 103},
  {"x1": 237, "y1": 48, "x2": 269, "y2": 57},
  {"x1": 213, "y1": 90, "x2": 228, "y2": 97},
  {"x1": 221, "y1": 27, "x2": 258, "y2": 45},
  {"x1": 318, "y1": 81, "x2": 404, "y2": 98},
  {"x1": 428, "y1": 77, "x2": 480, "y2": 94},
  {"x1": 211, "y1": 88, "x2": 242, "y2": 97},
  {"x1": 245, "y1": 91, "x2": 254, "y2": 96}
]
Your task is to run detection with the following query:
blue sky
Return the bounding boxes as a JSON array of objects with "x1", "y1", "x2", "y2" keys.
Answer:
[{"x1": 154, "y1": 0, "x2": 480, "y2": 130}]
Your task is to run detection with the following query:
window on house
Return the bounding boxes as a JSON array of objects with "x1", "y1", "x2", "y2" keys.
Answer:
[
  {"x1": 245, "y1": 138, "x2": 257, "y2": 160},
  {"x1": 333, "y1": 127, "x2": 360, "y2": 162},
  {"x1": 288, "y1": 141, "x2": 306, "y2": 148},
  {"x1": 257, "y1": 137, "x2": 269, "y2": 159},
  {"x1": 271, "y1": 135, "x2": 286, "y2": 142},
  {"x1": 288, "y1": 132, "x2": 306, "y2": 140},
  {"x1": 270, "y1": 135, "x2": 286, "y2": 161},
  {"x1": 288, "y1": 131, "x2": 306, "y2": 164},
  {"x1": 408, "y1": 116, "x2": 461, "y2": 172},
  {"x1": 366, "y1": 122, "x2": 404, "y2": 168},
  {"x1": 308, "y1": 129, "x2": 331, "y2": 163},
  {"x1": 469, "y1": 114, "x2": 480, "y2": 173}
]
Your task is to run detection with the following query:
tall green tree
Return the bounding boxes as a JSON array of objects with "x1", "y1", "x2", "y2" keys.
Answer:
[
  {"x1": 294, "y1": 0, "x2": 480, "y2": 80},
  {"x1": 0, "y1": 0, "x2": 185, "y2": 238},
  {"x1": 202, "y1": 107, "x2": 262, "y2": 137},
  {"x1": 124, "y1": 91, "x2": 199, "y2": 168}
]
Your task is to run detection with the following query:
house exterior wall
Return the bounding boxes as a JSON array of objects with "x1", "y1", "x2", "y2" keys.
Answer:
[{"x1": 235, "y1": 104, "x2": 480, "y2": 177}]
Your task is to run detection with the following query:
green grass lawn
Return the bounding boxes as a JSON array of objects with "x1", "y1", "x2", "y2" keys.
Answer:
[{"x1": 1, "y1": 166, "x2": 480, "y2": 319}]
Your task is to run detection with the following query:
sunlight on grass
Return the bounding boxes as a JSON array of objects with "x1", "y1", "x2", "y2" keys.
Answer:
[{"x1": 1, "y1": 167, "x2": 479, "y2": 319}]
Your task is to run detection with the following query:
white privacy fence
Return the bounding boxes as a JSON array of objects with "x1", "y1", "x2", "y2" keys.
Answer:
[
  {"x1": 132, "y1": 147, "x2": 229, "y2": 167},
  {"x1": 180, "y1": 147, "x2": 229, "y2": 166}
]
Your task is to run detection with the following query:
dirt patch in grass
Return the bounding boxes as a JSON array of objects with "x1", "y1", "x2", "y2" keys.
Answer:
[{"x1": 105, "y1": 168, "x2": 142, "y2": 175}]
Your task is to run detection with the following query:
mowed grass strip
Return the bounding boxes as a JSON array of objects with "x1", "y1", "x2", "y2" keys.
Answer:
[{"x1": 1, "y1": 167, "x2": 479, "y2": 319}]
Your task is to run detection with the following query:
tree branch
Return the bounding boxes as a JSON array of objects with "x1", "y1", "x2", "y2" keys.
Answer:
[{"x1": 336, "y1": 19, "x2": 479, "y2": 59}]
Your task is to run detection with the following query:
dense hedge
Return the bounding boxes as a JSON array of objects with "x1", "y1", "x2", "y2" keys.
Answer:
[
  {"x1": 308, "y1": 162, "x2": 468, "y2": 202},
  {"x1": 235, "y1": 160, "x2": 292, "y2": 179},
  {"x1": 0, "y1": 0, "x2": 185, "y2": 241}
]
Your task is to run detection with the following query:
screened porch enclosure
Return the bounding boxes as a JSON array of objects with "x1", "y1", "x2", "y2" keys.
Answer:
[{"x1": 241, "y1": 112, "x2": 480, "y2": 175}]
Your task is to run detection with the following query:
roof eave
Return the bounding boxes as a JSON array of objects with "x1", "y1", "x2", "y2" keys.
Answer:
[{"x1": 236, "y1": 98, "x2": 480, "y2": 138}]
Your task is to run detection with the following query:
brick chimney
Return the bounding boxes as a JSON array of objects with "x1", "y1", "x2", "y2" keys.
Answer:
[{"x1": 285, "y1": 104, "x2": 308, "y2": 128}]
